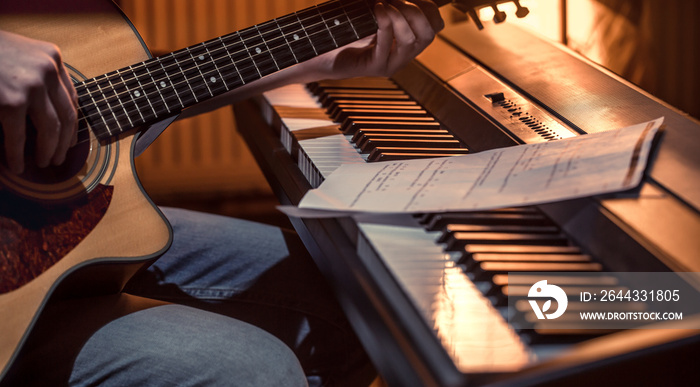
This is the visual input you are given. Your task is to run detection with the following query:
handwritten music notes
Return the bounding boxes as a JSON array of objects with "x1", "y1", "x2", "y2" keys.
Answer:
[{"x1": 281, "y1": 118, "x2": 663, "y2": 217}]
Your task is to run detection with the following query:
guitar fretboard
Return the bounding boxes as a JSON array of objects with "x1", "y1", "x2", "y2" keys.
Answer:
[{"x1": 76, "y1": 0, "x2": 376, "y2": 140}]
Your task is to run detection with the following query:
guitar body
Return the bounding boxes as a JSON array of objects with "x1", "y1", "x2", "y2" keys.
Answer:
[{"x1": 0, "y1": 1, "x2": 172, "y2": 379}]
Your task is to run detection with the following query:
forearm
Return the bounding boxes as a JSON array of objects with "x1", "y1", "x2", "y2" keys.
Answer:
[{"x1": 178, "y1": 0, "x2": 444, "y2": 120}]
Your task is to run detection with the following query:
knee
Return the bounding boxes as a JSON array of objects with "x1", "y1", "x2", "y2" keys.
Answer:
[{"x1": 71, "y1": 305, "x2": 306, "y2": 387}]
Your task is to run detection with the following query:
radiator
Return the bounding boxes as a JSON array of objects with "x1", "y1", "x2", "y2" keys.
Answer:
[{"x1": 119, "y1": 0, "x2": 319, "y2": 196}]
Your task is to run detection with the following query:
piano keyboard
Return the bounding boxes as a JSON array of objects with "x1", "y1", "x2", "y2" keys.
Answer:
[
  {"x1": 261, "y1": 77, "x2": 614, "y2": 373},
  {"x1": 237, "y1": 20, "x2": 700, "y2": 386}
]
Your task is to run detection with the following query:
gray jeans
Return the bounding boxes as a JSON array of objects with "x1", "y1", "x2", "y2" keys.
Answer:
[{"x1": 5, "y1": 207, "x2": 374, "y2": 386}]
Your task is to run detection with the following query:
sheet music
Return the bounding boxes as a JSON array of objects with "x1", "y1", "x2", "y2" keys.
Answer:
[{"x1": 281, "y1": 118, "x2": 663, "y2": 217}]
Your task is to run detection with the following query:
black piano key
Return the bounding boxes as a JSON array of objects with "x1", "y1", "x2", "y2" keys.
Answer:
[
  {"x1": 493, "y1": 281, "x2": 604, "y2": 307},
  {"x1": 467, "y1": 245, "x2": 583, "y2": 259},
  {"x1": 318, "y1": 87, "x2": 405, "y2": 95},
  {"x1": 482, "y1": 256, "x2": 595, "y2": 295},
  {"x1": 512, "y1": 302, "x2": 629, "y2": 342},
  {"x1": 503, "y1": 284, "x2": 626, "y2": 299},
  {"x1": 436, "y1": 224, "x2": 560, "y2": 243},
  {"x1": 361, "y1": 138, "x2": 462, "y2": 153},
  {"x1": 352, "y1": 129, "x2": 451, "y2": 143},
  {"x1": 485, "y1": 273, "x2": 619, "y2": 303},
  {"x1": 417, "y1": 207, "x2": 538, "y2": 225},
  {"x1": 482, "y1": 271, "x2": 601, "y2": 299},
  {"x1": 330, "y1": 104, "x2": 424, "y2": 120},
  {"x1": 368, "y1": 147, "x2": 470, "y2": 161},
  {"x1": 335, "y1": 108, "x2": 430, "y2": 122},
  {"x1": 444, "y1": 232, "x2": 571, "y2": 251},
  {"x1": 467, "y1": 253, "x2": 594, "y2": 286},
  {"x1": 327, "y1": 99, "x2": 419, "y2": 115},
  {"x1": 308, "y1": 77, "x2": 398, "y2": 93},
  {"x1": 425, "y1": 212, "x2": 551, "y2": 231},
  {"x1": 493, "y1": 273, "x2": 618, "y2": 288},
  {"x1": 469, "y1": 261, "x2": 603, "y2": 281},
  {"x1": 470, "y1": 252, "x2": 592, "y2": 264},
  {"x1": 341, "y1": 119, "x2": 441, "y2": 134},
  {"x1": 320, "y1": 92, "x2": 411, "y2": 107},
  {"x1": 355, "y1": 133, "x2": 456, "y2": 149}
]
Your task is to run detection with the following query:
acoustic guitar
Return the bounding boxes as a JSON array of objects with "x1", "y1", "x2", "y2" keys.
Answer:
[{"x1": 0, "y1": 0, "x2": 523, "y2": 380}]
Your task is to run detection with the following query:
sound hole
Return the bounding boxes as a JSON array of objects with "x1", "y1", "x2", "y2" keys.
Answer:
[{"x1": 0, "y1": 118, "x2": 91, "y2": 184}]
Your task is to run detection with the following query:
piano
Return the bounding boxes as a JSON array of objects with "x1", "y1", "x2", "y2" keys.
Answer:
[{"x1": 233, "y1": 20, "x2": 700, "y2": 387}]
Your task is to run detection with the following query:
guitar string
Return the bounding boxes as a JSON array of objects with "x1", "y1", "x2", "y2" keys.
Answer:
[
  {"x1": 75, "y1": 0, "x2": 371, "y2": 112},
  {"x1": 77, "y1": 0, "x2": 366, "y2": 91},
  {"x1": 75, "y1": 0, "x2": 368, "y2": 113},
  {"x1": 68, "y1": 0, "x2": 373, "y2": 139}
]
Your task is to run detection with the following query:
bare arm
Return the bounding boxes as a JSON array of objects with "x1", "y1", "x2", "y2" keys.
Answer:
[
  {"x1": 180, "y1": 0, "x2": 444, "y2": 118},
  {"x1": 0, "y1": 0, "x2": 443, "y2": 169},
  {"x1": 0, "y1": 29, "x2": 78, "y2": 174}
]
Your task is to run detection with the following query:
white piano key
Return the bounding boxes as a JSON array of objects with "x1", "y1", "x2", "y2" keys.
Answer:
[
  {"x1": 357, "y1": 221, "x2": 532, "y2": 373},
  {"x1": 297, "y1": 135, "x2": 365, "y2": 181},
  {"x1": 263, "y1": 84, "x2": 321, "y2": 108},
  {"x1": 282, "y1": 117, "x2": 337, "y2": 131}
]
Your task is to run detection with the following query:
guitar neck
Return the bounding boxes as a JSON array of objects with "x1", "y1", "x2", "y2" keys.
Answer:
[{"x1": 76, "y1": 0, "x2": 381, "y2": 140}]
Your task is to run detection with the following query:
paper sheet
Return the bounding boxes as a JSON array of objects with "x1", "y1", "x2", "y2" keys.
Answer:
[{"x1": 282, "y1": 118, "x2": 663, "y2": 217}]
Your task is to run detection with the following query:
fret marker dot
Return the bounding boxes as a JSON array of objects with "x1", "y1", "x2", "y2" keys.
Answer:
[
  {"x1": 210, "y1": 77, "x2": 217, "y2": 83},
  {"x1": 199, "y1": 55, "x2": 205, "y2": 60},
  {"x1": 293, "y1": 34, "x2": 300, "y2": 40},
  {"x1": 255, "y1": 47, "x2": 262, "y2": 54},
  {"x1": 134, "y1": 90, "x2": 141, "y2": 97},
  {"x1": 160, "y1": 81, "x2": 167, "y2": 88},
  {"x1": 334, "y1": 19, "x2": 340, "y2": 26}
]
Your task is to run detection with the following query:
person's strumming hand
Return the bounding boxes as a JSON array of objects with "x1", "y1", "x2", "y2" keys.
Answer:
[{"x1": 0, "y1": 30, "x2": 78, "y2": 174}]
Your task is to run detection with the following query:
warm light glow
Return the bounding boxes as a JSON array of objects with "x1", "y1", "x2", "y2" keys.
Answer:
[
  {"x1": 432, "y1": 266, "x2": 531, "y2": 372},
  {"x1": 566, "y1": 0, "x2": 617, "y2": 66},
  {"x1": 478, "y1": 0, "x2": 562, "y2": 43},
  {"x1": 477, "y1": 1, "x2": 606, "y2": 68}
]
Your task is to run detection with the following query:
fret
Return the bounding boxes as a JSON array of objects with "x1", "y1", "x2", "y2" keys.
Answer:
[
  {"x1": 128, "y1": 65, "x2": 159, "y2": 122},
  {"x1": 214, "y1": 36, "x2": 245, "y2": 89},
  {"x1": 142, "y1": 64, "x2": 169, "y2": 117},
  {"x1": 342, "y1": 0, "x2": 378, "y2": 38},
  {"x1": 219, "y1": 33, "x2": 259, "y2": 85},
  {"x1": 234, "y1": 31, "x2": 264, "y2": 80},
  {"x1": 95, "y1": 73, "x2": 129, "y2": 133},
  {"x1": 121, "y1": 66, "x2": 153, "y2": 125},
  {"x1": 253, "y1": 24, "x2": 281, "y2": 71},
  {"x1": 271, "y1": 17, "x2": 300, "y2": 63},
  {"x1": 185, "y1": 45, "x2": 215, "y2": 99},
  {"x1": 315, "y1": 4, "x2": 339, "y2": 48},
  {"x1": 338, "y1": 0, "x2": 360, "y2": 39},
  {"x1": 148, "y1": 58, "x2": 179, "y2": 114},
  {"x1": 239, "y1": 27, "x2": 277, "y2": 77},
  {"x1": 202, "y1": 43, "x2": 231, "y2": 93},
  {"x1": 108, "y1": 71, "x2": 136, "y2": 128},
  {"x1": 157, "y1": 54, "x2": 193, "y2": 107},
  {"x1": 297, "y1": 7, "x2": 337, "y2": 54},
  {"x1": 318, "y1": 1, "x2": 357, "y2": 47},
  {"x1": 281, "y1": 12, "x2": 318, "y2": 60},
  {"x1": 259, "y1": 19, "x2": 297, "y2": 69},
  {"x1": 189, "y1": 43, "x2": 231, "y2": 97},
  {"x1": 172, "y1": 49, "x2": 205, "y2": 103},
  {"x1": 77, "y1": 83, "x2": 112, "y2": 139}
]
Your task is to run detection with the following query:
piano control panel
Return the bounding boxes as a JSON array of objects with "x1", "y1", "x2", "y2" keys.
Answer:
[{"x1": 399, "y1": 37, "x2": 580, "y2": 146}]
